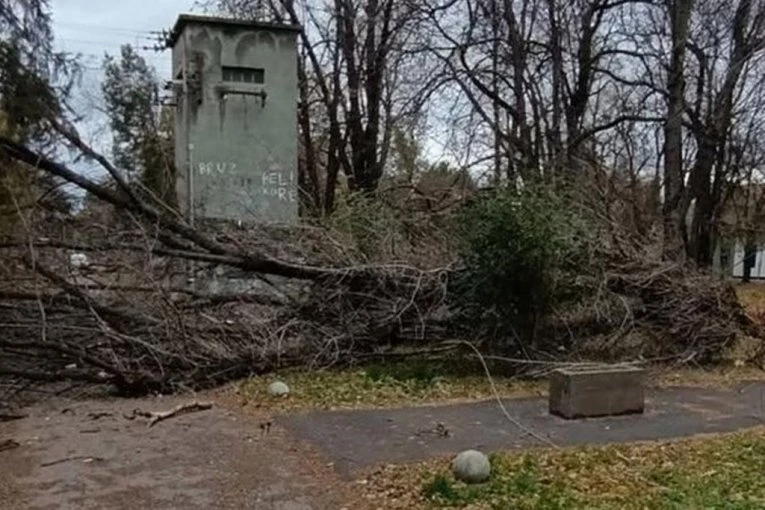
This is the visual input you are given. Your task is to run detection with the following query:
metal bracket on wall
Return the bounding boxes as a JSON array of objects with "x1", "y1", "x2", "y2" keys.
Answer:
[{"x1": 218, "y1": 88, "x2": 268, "y2": 108}]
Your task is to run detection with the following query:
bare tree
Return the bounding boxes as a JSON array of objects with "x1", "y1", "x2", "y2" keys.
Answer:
[
  {"x1": 209, "y1": 0, "x2": 430, "y2": 213},
  {"x1": 661, "y1": 0, "x2": 695, "y2": 260},
  {"x1": 681, "y1": 0, "x2": 765, "y2": 265}
]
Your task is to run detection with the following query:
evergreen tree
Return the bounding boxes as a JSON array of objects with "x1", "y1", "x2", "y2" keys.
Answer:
[
  {"x1": 102, "y1": 44, "x2": 176, "y2": 207},
  {"x1": 0, "y1": 0, "x2": 73, "y2": 235}
]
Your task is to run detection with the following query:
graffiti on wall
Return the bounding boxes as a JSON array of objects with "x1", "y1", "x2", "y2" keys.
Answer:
[
  {"x1": 196, "y1": 161, "x2": 297, "y2": 203},
  {"x1": 260, "y1": 170, "x2": 297, "y2": 202},
  {"x1": 198, "y1": 161, "x2": 237, "y2": 175}
]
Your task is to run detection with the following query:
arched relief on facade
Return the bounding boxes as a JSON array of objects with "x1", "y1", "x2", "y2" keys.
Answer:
[
  {"x1": 188, "y1": 27, "x2": 223, "y2": 72},
  {"x1": 234, "y1": 33, "x2": 258, "y2": 61},
  {"x1": 230, "y1": 30, "x2": 278, "y2": 63},
  {"x1": 187, "y1": 27, "x2": 224, "y2": 114},
  {"x1": 258, "y1": 31, "x2": 277, "y2": 50}
]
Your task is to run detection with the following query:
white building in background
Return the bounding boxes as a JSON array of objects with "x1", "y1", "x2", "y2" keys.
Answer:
[
  {"x1": 729, "y1": 241, "x2": 765, "y2": 279},
  {"x1": 709, "y1": 182, "x2": 765, "y2": 281}
]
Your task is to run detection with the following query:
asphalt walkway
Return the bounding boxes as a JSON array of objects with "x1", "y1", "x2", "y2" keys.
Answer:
[{"x1": 279, "y1": 380, "x2": 765, "y2": 476}]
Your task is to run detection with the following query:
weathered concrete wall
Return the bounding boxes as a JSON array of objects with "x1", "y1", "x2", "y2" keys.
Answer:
[{"x1": 173, "y1": 19, "x2": 299, "y2": 224}]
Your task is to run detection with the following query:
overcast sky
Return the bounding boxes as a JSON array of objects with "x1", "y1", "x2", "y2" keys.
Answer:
[
  {"x1": 50, "y1": 0, "x2": 202, "y2": 186},
  {"x1": 48, "y1": 0, "x2": 453, "y2": 186},
  {"x1": 52, "y1": 0, "x2": 202, "y2": 108},
  {"x1": 52, "y1": 0, "x2": 197, "y2": 77}
]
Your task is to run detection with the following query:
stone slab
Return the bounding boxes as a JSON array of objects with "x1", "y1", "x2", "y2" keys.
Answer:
[{"x1": 549, "y1": 366, "x2": 645, "y2": 419}]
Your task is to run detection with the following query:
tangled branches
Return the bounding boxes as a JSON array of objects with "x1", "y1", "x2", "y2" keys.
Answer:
[
  {"x1": 549, "y1": 254, "x2": 754, "y2": 363},
  {"x1": 0, "y1": 132, "x2": 761, "y2": 400},
  {"x1": 0, "y1": 242, "x2": 453, "y2": 394},
  {"x1": 604, "y1": 261, "x2": 748, "y2": 361},
  {"x1": 295, "y1": 265, "x2": 450, "y2": 365}
]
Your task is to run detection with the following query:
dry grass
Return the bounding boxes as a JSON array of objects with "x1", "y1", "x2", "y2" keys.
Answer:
[
  {"x1": 238, "y1": 360, "x2": 765, "y2": 413},
  {"x1": 239, "y1": 365, "x2": 546, "y2": 412},
  {"x1": 734, "y1": 281, "x2": 765, "y2": 309},
  {"x1": 737, "y1": 282, "x2": 765, "y2": 330},
  {"x1": 653, "y1": 365, "x2": 765, "y2": 387}
]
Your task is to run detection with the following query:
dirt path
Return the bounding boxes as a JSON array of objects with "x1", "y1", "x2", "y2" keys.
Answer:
[
  {"x1": 0, "y1": 391, "x2": 350, "y2": 510},
  {"x1": 7, "y1": 380, "x2": 764, "y2": 509}
]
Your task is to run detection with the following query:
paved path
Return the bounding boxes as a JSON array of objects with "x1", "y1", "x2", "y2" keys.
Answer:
[
  {"x1": 279, "y1": 380, "x2": 765, "y2": 476},
  {"x1": 4, "y1": 381, "x2": 765, "y2": 509}
]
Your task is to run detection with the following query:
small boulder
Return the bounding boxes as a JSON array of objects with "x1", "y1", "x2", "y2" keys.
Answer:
[
  {"x1": 452, "y1": 449, "x2": 490, "y2": 484},
  {"x1": 267, "y1": 381, "x2": 290, "y2": 397}
]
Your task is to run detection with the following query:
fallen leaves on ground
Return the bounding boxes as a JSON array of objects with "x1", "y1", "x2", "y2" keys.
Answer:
[
  {"x1": 239, "y1": 364, "x2": 546, "y2": 412},
  {"x1": 357, "y1": 427, "x2": 765, "y2": 509},
  {"x1": 234, "y1": 339, "x2": 765, "y2": 415},
  {"x1": 239, "y1": 360, "x2": 765, "y2": 413},
  {"x1": 654, "y1": 365, "x2": 765, "y2": 388}
]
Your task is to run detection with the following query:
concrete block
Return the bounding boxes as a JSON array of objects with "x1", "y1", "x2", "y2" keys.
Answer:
[{"x1": 548, "y1": 366, "x2": 645, "y2": 419}]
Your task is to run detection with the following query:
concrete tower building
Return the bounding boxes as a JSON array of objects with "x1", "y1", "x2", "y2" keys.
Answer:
[{"x1": 169, "y1": 14, "x2": 300, "y2": 224}]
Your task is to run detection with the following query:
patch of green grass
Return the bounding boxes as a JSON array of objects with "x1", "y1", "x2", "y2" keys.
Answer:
[
  {"x1": 413, "y1": 430, "x2": 765, "y2": 509},
  {"x1": 239, "y1": 361, "x2": 545, "y2": 411},
  {"x1": 422, "y1": 474, "x2": 461, "y2": 502},
  {"x1": 365, "y1": 360, "x2": 446, "y2": 388},
  {"x1": 421, "y1": 456, "x2": 578, "y2": 509},
  {"x1": 641, "y1": 434, "x2": 765, "y2": 509}
]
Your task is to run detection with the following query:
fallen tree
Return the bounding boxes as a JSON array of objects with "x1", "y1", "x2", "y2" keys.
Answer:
[
  {"x1": 0, "y1": 128, "x2": 453, "y2": 395},
  {"x1": 548, "y1": 257, "x2": 756, "y2": 363},
  {"x1": 0, "y1": 130, "x2": 761, "y2": 401}
]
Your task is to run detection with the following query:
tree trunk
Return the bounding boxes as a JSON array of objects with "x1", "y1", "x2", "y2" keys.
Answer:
[
  {"x1": 743, "y1": 241, "x2": 757, "y2": 282},
  {"x1": 662, "y1": 0, "x2": 694, "y2": 261}
]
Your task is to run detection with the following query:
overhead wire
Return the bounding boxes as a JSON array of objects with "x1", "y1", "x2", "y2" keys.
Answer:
[
  {"x1": 57, "y1": 36, "x2": 158, "y2": 46},
  {"x1": 53, "y1": 19, "x2": 167, "y2": 36},
  {"x1": 53, "y1": 27, "x2": 172, "y2": 75},
  {"x1": 53, "y1": 17, "x2": 173, "y2": 54}
]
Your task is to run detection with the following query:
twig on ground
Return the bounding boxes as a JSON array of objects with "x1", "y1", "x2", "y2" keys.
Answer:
[
  {"x1": 86, "y1": 411, "x2": 113, "y2": 420},
  {"x1": 0, "y1": 413, "x2": 27, "y2": 422},
  {"x1": 445, "y1": 340, "x2": 559, "y2": 448},
  {"x1": 124, "y1": 401, "x2": 213, "y2": 427},
  {"x1": 0, "y1": 439, "x2": 19, "y2": 451},
  {"x1": 40, "y1": 455, "x2": 104, "y2": 467}
]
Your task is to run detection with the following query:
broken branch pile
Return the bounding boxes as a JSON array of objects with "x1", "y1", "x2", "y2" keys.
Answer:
[
  {"x1": 0, "y1": 133, "x2": 761, "y2": 399},
  {"x1": 549, "y1": 249, "x2": 755, "y2": 362}
]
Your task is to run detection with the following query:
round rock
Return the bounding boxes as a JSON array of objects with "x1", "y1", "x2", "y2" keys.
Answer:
[
  {"x1": 451, "y1": 449, "x2": 490, "y2": 484},
  {"x1": 267, "y1": 381, "x2": 290, "y2": 397}
]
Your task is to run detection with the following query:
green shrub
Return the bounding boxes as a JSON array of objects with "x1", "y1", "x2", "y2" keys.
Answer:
[
  {"x1": 422, "y1": 474, "x2": 461, "y2": 502},
  {"x1": 364, "y1": 360, "x2": 441, "y2": 387},
  {"x1": 452, "y1": 186, "x2": 574, "y2": 342}
]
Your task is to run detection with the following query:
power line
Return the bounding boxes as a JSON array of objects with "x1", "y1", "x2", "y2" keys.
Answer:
[
  {"x1": 56, "y1": 38, "x2": 168, "y2": 53},
  {"x1": 79, "y1": 59, "x2": 171, "y2": 67},
  {"x1": 74, "y1": 51, "x2": 170, "y2": 63},
  {"x1": 58, "y1": 36, "x2": 157, "y2": 45},
  {"x1": 56, "y1": 25, "x2": 173, "y2": 51},
  {"x1": 53, "y1": 19, "x2": 163, "y2": 36},
  {"x1": 79, "y1": 65, "x2": 173, "y2": 74},
  {"x1": 76, "y1": 50, "x2": 167, "y2": 58},
  {"x1": 56, "y1": 44, "x2": 171, "y2": 62}
]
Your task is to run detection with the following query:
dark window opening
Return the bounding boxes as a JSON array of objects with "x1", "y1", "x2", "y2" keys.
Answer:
[{"x1": 222, "y1": 66, "x2": 265, "y2": 84}]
